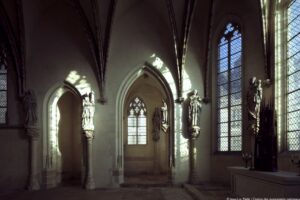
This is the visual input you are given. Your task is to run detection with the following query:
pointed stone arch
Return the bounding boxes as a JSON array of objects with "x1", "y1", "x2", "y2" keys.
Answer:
[
  {"x1": 43, "y1": 77, "x2": 96, "y2": 189},
  {"x1": 113, "y1": 62, "x2": 176, "y2": 186}
]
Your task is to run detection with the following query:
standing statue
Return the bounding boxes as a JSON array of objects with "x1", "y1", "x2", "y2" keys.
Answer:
[
  {"x1": 161, "y1": 100, "x2": 168, "y2": 124},
  {"x1": 161, "y1": 99, "x2": 169, "y2": 132},
  {"x1": 247, "y1": 77, "x2": 263, "y2": 135},
  {"x1": 188, "y1": 90, "x2": 202, "y2": 137},
  {"x1": 23, "y1": 90, "x2": 38, "y2": 126},
  {"x1": 152, "y1": 108, "x2": 161, "y2": 141},
  {"x1": 82, "y1": 91, "x2": 95, "y2": 131}
]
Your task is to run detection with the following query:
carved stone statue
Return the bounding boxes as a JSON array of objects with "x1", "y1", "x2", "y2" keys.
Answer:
[
  {"x1": 82, "y1": 92, "x2": 95, "y2": 131},
  {"x1": 247, "y1": 77, "x2": 263, "y2": 134},
  {"x1": 188, "y1": 90, "x2": 202, "y2": 137},
  {"x1": 23, "y1": 90, "x2": 38, "y2": 126},
  {"x1": 161, "y1": 100, "x2": 168, "y2": 124},
  {"x1": 152, "y1": 107, "x2": 161, "y2": 142},
  {"x1": 161, "y1": 99, "x2": 169, "y2": 132}
]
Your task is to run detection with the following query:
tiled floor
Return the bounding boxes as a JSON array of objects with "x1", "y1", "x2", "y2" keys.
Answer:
[{"x1": 0, "y1": 186, "x2": 193, "y2": 200}]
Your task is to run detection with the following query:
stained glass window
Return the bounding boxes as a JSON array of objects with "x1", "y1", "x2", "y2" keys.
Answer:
[
  {"x1": 287, "y1": 0, "x2": 300, "y2": 151},
  {"x1": 0, "y1": 47, "x2": 7, "y2": 124},
  {"x1": 127, "y1": 97, "x2": 147, "y2": 145},
  {"x1": 217, "y1": 23, "x2": 242, "y2": 152}
]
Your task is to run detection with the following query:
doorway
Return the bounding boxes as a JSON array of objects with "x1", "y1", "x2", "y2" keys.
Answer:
[{"x1": 57, "y1": 91, "x2": 82, "y2": 185}]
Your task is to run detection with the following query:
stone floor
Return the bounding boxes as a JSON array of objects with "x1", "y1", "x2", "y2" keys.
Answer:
[
  {"x1": 184, "y1": 183, "x2": 232, "y2": 200},
  {"x1": 0, "y1": 186, "x2": 194, "y2": 200},
  {"x1": 123, "y1": 174, "x2": 170, "y2": 187}
]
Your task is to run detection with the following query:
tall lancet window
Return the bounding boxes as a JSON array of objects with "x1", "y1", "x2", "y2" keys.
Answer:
[
  {"x1": 287, "y1": 0, "x2": 300, "y2": 151},
  {"x1": 216, "y1": 23, "x2": 242, "y2": 152},
  {"x1": 127, "y1": 97, "x2": 147, "y2": 145},
  {"x1": 0, "y1": 46, "x2": 7, "y2": 124}
]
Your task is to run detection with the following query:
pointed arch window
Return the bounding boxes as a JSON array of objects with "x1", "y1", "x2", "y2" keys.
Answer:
[
  {"x1": 127, "y1": 97, "x2": 147, "y2": 145},
  {"x1": 216, "y1": 23, "x2": 242, "y2": 152},
  {"x1": 0, "y1": 47, "x2": 7, "y2": 124}
]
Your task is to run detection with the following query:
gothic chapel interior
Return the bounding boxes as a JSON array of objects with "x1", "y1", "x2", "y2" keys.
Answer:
[{"x1": 0, "y1": 0, "x2": 300, "y2": 198}]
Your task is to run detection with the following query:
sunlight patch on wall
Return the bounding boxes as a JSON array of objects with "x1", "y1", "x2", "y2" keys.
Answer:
[
  {"x1": 260, "y1": 0, "x2": 268, "y2": 46},
  {"x1": 150, "y1": 54, "x2": 189, "y2": 164},
  {"x1": 47, "y1": 70, "x2": 94, "y2": 170},
  {"x1": 150, "y1": 54, "x2": 177, "y2": 97},
  {"x1": 182, "y1": 70, "x2": 192, "y2": 98},
  {"x1": 66, "y1": 70, "x2": 92, "y2": 95},
  {"x1": 50, "y1": 89, "x2": 63, "y2": 154},
  {"x1": 150, "y1": 54, "x2": 192, "y2": 98}
]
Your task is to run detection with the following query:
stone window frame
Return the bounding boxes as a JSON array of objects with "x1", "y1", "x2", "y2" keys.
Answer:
[
  {"x1": 215, "y1": 22, "x2": 243, "y2": 152},
  {"x1": 275, "y1": 0, "x2": 300, "y2": 152},
  {"x1": 127, "y1": 96, "x2": 148, "y2": 145}
]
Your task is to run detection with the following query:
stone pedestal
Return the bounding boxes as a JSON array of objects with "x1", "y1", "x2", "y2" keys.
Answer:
[
  {"x1": 188, "y1": 126, "x2": 200, "y2": 184},
  {"x1": 189, "y1": 138, "x2": 197, "y2": 184},
  {"x1": 26, "y1": 126, "x2": 40, "y2": 190},
  {"x1": 153, "y1": 141, "x2": 159, "y2": 175},
  {"x1": 83, "y1": 130, "x2": 95, "y2": 190}
]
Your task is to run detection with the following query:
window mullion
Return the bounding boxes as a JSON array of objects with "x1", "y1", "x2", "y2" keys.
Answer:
[
  {"x1": 136, "y1": 115, "x2": 139, "y2": 144},
  {"x1": 228, "y1": 37, "x2": 232, "y2": 151}
]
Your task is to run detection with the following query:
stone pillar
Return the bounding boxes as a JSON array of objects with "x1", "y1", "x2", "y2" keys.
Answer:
[
  {"x1": 26, "y1": 126, "x2": 40, "y2": 190},
  {"x1": 83, "y1": 130, "x2": 95, "y2": 190},
  {"x1": 153, "y1": 141, "x2": 159, "y2": 175},
  {"x1": 189, "y1": 126, "x2": 200, "y2": 184}
]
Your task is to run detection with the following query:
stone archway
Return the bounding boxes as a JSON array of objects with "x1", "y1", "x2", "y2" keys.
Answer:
[
  {"x1": 57, "y1": 90, "x2": 82, "y2": 184},
  {"x1": 43, "y1": 81, "x2": 96, "y2": 189},
  {"x1": 114, "y1": 64, "x2": 175, "y2": 186}
]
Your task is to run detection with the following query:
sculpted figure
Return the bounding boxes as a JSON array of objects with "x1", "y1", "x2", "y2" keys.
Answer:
[
  {"x1": 23, "y1": 90, "x2": 38, "y2": 126},
  {"x1": 161, "y1": 100, "x2": 168, "y2": 124},
  {"x1": 82, "y1": 92, "x2": 95, "y2": 130},
  {"x1": 152, "y1": 107, "x2": 161, "y2": 141},
  {"x1": 188, "y1": 90, "x2": 202, "y2": 128},
  {"x1": 247, "y1": 77, "x2": 263, "y2": 134}
]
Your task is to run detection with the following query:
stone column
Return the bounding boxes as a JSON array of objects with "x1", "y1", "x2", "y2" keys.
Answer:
[
  {"x1": 189, "y1": 127, "x2": 200, "y2": 184},
  {"x1": 26, "y1": 126, "x2": 40, "y2": 190},
  {"x1": 83, "y1": 130, "x2": 95, "y2": 190},
  {"x1": 153, "y1": 141, "x2": 159, "y2": 175}
]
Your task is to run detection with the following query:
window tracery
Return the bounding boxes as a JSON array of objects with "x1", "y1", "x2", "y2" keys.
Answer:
[
  {"x1": 216, "y1": 23, "x2": 242, "y2": 152},
  {"x1": 127, "y1": 97, "x2": 147, "y2": 145}
]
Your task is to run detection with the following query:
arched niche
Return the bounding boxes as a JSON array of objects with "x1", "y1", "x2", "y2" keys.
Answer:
[
  {"x1": 43, "y1": 74, "x2": 96, "y2": 189},
  {"x1": 114, "y1": 63, "x2": 175, "y2": 185},
  {"x1": 43, "y1": 82, "x2": 83, "y2": 188}
]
